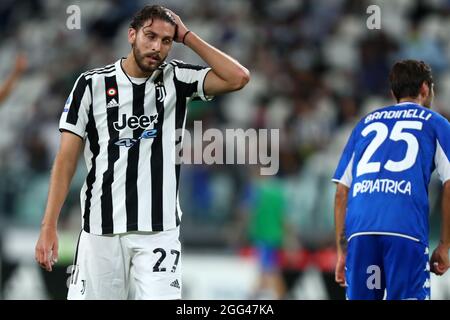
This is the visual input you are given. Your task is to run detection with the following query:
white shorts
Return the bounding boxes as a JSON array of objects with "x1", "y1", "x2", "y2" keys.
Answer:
[{"x1": 67, "y1": 227, "x2": 182, "y2": 300}]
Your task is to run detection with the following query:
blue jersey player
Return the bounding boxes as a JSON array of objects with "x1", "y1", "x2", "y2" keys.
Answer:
[{"x1": 333, "y1": 60, "x2": 450, "y2": 300}]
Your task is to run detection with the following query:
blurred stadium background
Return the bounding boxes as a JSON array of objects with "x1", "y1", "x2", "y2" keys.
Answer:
[{"x1": 1, "y1": 0, "x2": 450, "y2": 299}]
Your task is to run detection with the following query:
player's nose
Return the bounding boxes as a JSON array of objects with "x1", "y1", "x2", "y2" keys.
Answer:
[{"x1": 151, "y1": 39, "x2": 162, "y2": 52}]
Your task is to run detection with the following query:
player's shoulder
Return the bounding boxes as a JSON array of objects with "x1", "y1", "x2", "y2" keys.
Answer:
[
  {"x1": 167, "y1": 59, "x2": 206, "y2": 71},
  {"x1": 81, "y1": 61, "x2": 117, "y2": 79},
  {"x1": 427, "y1": 107, "x2": 450, "y2": 123},
  {"x1": 428, "y1": 109, "x2": 450, "y2": 134}
]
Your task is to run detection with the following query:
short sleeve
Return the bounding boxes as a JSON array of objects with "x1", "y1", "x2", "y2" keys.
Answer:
[
  {"x1": 332, "y1": 127, "x2": 358, "y2": 187},
  {"x1": 434, "y1": 115, "x2": 450, "y2": 184},
  {"x1": 171, "y1": 60, "x2": 213, "y2": 102},
  {"x1": 59, "y1": 74, "x2": 91, "y2": 139}
]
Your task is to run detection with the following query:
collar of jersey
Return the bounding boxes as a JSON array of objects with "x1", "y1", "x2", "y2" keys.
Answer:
[{"x1": 118, "y1": 58, "x2": 165, "y2": 85}]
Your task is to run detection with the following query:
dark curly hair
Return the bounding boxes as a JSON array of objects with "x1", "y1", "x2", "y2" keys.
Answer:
[
  {"x1": 130, "y1": 5, "x2": 177, "y2": 36},
  {"x1": 389, "y1": 60, "x2": 433, "y2": 102}
]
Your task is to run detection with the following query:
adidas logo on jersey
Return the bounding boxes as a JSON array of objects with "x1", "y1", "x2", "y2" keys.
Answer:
[
  {"x1": 107, "y1": 98, "x2": 120, "y2": 108},
  {"x1": 170, "y1": 279, "x2": 180, "y2": 289}
]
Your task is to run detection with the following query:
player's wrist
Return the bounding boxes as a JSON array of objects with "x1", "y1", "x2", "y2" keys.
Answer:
[
  {"x1": 182, "y1": 30, "x2": 192, "y2": 45},
  {"x1": 41, "y1": 221, "x2": 57, "y2": 230}
]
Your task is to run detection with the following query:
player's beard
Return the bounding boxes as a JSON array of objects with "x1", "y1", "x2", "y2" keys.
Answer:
[{"x1": 132, "y1": 43, "x2": 165, "y2": 74}]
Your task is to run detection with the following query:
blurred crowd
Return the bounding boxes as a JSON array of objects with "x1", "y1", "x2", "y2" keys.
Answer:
[{"x1": 0, "y1": 0, "x2": 449, "y2": 272}]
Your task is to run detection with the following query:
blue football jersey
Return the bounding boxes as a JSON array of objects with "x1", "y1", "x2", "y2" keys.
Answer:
[{"x1": 333, "y1": 102, "x2": 450, "y2": 245}]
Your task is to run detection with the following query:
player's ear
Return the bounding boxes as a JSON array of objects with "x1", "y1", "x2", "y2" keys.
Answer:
[
  {"x1": 128, "y1": 28, "x2": 137, "y2": 45},
  {"x1": 419, "y1": 81, "x2": 430, "y2": 97}
]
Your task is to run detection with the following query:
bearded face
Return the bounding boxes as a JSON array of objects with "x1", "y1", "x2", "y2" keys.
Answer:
[{"x1": 130, "y1": 18, "x2": 176, "y2": 74}]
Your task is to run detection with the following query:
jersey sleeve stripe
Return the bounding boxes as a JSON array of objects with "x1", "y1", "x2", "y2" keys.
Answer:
[{"x1": 67, "y1": 75, "x2": 88, "y2": 125}]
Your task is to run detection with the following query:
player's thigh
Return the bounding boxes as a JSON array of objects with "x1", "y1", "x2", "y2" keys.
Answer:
[
  {"x1": 382, "y1": 236, "x2": 429, "y2": 300},
  {"x1": 128, "y1": 227, "x2": 182, "y2": 300},
  {"x1": 67, "y1": 231, "x2": 129, "y2": 300},
  {"x1": 346, "y1": 235, "x2": 385, "y2": 300}
]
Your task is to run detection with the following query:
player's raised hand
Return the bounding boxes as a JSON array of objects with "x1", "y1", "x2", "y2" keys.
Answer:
[
  {"x1": 335, "y1": 254, "x2": 347, "y2": 287},
  {"x1": 165, "y1": 9, "x2": 189, "y2": 43},
  {"x1": 430, "y1": 243, "x2": 450, "y2": 276},
  {"x1": 14, "y1": 53, "x2": 27, "y2": 75},
  {"x1": 35, "y1": 225, "x2": 59, "y2": 272}
]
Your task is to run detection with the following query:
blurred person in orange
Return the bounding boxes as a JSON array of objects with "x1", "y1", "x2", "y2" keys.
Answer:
[{"x1": 0, "y1": 53, "x2": 27, "y2": 103}]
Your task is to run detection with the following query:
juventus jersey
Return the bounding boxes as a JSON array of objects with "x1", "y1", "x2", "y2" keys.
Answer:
[{"x1": 60, "y1": 58, "x2": 212, "y2": 235}]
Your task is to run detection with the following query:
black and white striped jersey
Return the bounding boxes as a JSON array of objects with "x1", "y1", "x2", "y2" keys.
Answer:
[{"x1": 59, "y1": 58, "x2": 212, "y2": 235}]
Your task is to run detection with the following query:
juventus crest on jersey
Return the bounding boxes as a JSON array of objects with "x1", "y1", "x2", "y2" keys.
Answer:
[{"x1": 60, "y1": 58, "x2": 212, "y2": 235}]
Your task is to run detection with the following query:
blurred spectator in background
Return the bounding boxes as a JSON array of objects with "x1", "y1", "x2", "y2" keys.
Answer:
[
  {"x1": 237, "y1": 166, "x2": 287, "y2": 299},
  {"x1": 0, "y1": 54, "x2": 27, "y2": 103}
]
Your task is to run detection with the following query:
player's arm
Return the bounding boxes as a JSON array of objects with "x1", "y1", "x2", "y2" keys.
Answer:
[
  {"x1": 334, "y1": 182, "x2": 349, "y2": 287},
  {"x1": 0, "y1": 54, "x2": 27, "y2": 103},
  {"x1": 332, "y1": 128, "x2": 357, "y2": 287},
  {"x1": 35, "y1": 132, "x2": 83, "y2": 272},
  {"x1": 168, "y1": 10, "x2": 250, "y2": 96},
  {"x1": 431, "y1": 180, "x2": 450, "y2": 276}
]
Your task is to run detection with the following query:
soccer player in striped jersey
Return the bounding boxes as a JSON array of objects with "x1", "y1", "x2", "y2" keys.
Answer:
[
  {"x1": 333, "y1": 60, "x2": 450, "y2": 300},
  {"x1": 35, "y1": 5, "x2": 250, "y2": 299}
]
